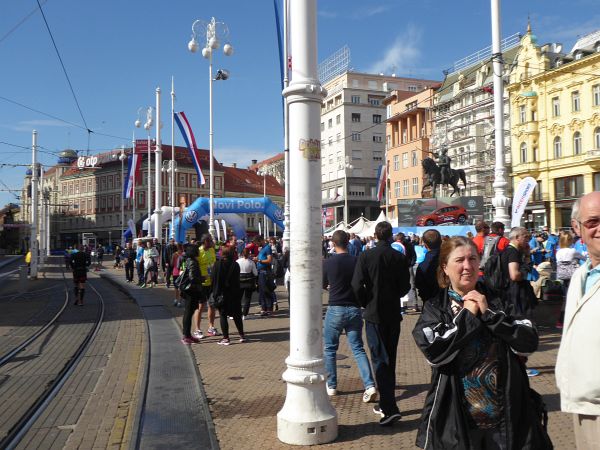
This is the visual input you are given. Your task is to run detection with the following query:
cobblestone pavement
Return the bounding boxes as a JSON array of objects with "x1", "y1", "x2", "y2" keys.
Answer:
[{"x1": 105, "y1": 266, "x2": 574, "y2": 449}]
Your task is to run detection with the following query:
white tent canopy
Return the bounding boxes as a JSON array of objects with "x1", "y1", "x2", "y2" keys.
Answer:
[
  {"x1": 358, "y1": 210, "x2": 390, "y2": 238},
  {"x1": 346, "y1": 216, "x2": 371, "y2": 235},
  {"x1": 323, "y1": 221, "x2": 348, "y2": 237}
]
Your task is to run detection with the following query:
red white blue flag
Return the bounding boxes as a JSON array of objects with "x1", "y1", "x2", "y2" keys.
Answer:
[
  {"x1": 174, "y1": 111, "x2": 206, "y2": 186},
  {"x1": 123, "y1": 152, "x2": 141, "y2": 199},
  {"x1": 376, "y1": 164, "x2": 386, "y2": 202}
]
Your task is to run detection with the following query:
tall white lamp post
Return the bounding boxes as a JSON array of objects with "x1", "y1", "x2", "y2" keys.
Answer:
[
  {"x1": 154, "y1": 87, "x2": 162, "y2": 240},
  {"x1": 188, "y1": 17, "x2": 234, "y2": 239},
  {"x1": 135, "y1": 106, "x2": 154, "y2": 236},
  {"x1": 278, "y1": 0, "x2": 337, "y2": 444},
  {"x1": 259, "y1": 169, "x2": 268, "y2": 237},
  {"x1": 30, "y1": 130, "x2": 39, "y2": 278},
  {"x1": 162, "y1": 160, "x2": 178, "y2": 239},
  {"x1": 119, "y1": 146, "x2": 126, "y2": 245},
  {"x1": 490, "y1": 0, "x2": 510, "y2": 226},
  {"x1": 343, "y1": 156, "x2": 353, "y2": 224}
]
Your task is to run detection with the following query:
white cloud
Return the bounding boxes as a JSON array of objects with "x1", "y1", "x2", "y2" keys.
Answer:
[
  {"x1": 2, "y1": 119, "x2": 74, "y2": 132},
  {"x1": 362, "y1": 5, "x2": 390, "y2": 17},
  {"x1": 366, "y1": 26, "x2": 422, "y2": 75},
  {"x1": 318, "y1": 10, "x2": 338, "y2": 19}
]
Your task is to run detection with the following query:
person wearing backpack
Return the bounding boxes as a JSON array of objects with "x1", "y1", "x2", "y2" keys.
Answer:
[
  {"x1": 180, "y1": 244, "x2": 204, "y2": 345},
  {"x1": 500, "y1": 227, "x2": 537, "y2": 317}
]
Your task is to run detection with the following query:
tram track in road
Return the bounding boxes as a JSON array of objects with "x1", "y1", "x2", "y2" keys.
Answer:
[{"x1": 0, "y1": 278, "x2": 105, "y2": 450}]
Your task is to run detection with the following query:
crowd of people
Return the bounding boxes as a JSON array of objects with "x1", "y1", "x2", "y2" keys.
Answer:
[
  {"x1": 320, "y1": 192, "x2": 599, "y2": 447},
  {"x1": 61, "y1": 190, "x2": 600, "y2": 448}
]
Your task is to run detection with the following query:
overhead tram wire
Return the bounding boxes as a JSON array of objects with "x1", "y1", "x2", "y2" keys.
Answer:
[
  {"x1": 36, "y1": 0, "x2": 89, "y2": 134},
  {"x1": 0, "y1": 0, "x2": 48, "y2": 45}
]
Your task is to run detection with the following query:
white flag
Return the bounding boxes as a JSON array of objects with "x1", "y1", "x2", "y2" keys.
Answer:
[
  {"x1": 221, "y1": 219, "x2": 227, "y2": 241},
  {"x1": 511, "y1": 177, "x2": 537, "y2": 228},
  {"x1": 214, "y1": 220, "x2": 221, "y2": 242}
]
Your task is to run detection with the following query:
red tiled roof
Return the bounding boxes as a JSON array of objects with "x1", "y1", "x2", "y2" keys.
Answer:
[
  {"x1": 248, "y1": 152, "x2": 284, "y2": 171},
  {"x1": 222, "y1": 166, "x2": 284, "y2": 197}
]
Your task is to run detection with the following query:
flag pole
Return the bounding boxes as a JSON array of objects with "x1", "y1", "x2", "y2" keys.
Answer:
[{"x1": 171, "y1": 76, "x2": 176, "y2": 240}]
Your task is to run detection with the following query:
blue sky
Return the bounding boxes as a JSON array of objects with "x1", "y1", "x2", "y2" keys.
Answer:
[{"x1": 1, "y1": 0, "x2": 598, "y2": 207}]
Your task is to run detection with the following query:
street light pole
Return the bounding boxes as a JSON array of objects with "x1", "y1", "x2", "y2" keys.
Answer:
[
  {"x1": 490, "y1": 0, "x2": 510, "y2": 226},
  {"x1": 259, "y1": 170, "x2": 267, "y2": 237},
  {"x1": 155, "y1": 87, "x2": 162, "y2": 241},
  {"x1": 282, "y1": 0, "x2": 291, "y2": 251},
  {"x1": 344, "y1": 157, "x2": 353, "y2": 224},
  {"x1": 120, "y1": 145, "x2": 126, "y2": 246},
  {"x1": 278, "y1": 0, "x2": 337, "y2": 444},
  {"x1": 188, "y1": 17, "x2": 234, "y2": 240},
  {"x1": 171, "y1": 76, "x2": 176, "y2": 240},
  {"x1": 30, "y1": 130, "x2": 38, "y2": 279}
]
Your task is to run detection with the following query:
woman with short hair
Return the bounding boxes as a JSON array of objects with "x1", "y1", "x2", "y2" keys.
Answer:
[{"x1": 412, "y1": 236, "x2": 551, "y2": 449}]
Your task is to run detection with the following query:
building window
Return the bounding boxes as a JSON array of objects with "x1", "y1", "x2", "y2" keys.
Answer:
[
  {"x1": 411, "y1": 151, "x2": 418, "y2": 166},
  {"x1": 393, "y1": 155, "x2": 399, "y2": 171},
  {"x1": 573, "y1": 132, "x2": 582, "y2": 155},
  {"x1": 328, "y1": 118, "x2": 332, "y2": 129},
  {"x1": 108, "y1": 176, "x2": 113, "y2": 189},
  {"x1": 179, "y1": 173, "x2": 186, "y2": 187},
  {"x1": 336, "y1": 114, "x2": 341, "y2": 124},
  {"x1": 352, "y1": 113, "x2": 361, "y2": 122},
  {"x1": 373, "y1": 135, "x2": 382, "y2": 143},
  {"x1": 320, "y1": 122, "x2": 324, "y2": 131},
  {"x1": 386, "y1": 135, "x2": 391, "y2": 149},
  {"x1": 402, "y1": 152, "x2": 408, "y2": 168},
  {"x1": 328, "y1": 137, "x2": 333, "y2": 147},
  {"x1": 519, "y1": 105, "x2": 526, "y2": 123},
  {"x1": 593, "y1": 85, "x2": 600, "y2": 107},
  {"x1": 555, "y1": 175, "x2": 584, "y2": 199},
  {"x1": 352, "y1": 150, "x2": 362, "y2": 160},
  {"x1": 394, "y1": 181, "x2": 400, "y2": 198},
  {"x1": 572, "y1": 91, "x2": 581, "y2": 112},
  {"x1": 554, "y1": 137, "x2": 562, "y2": 158},
  {"x1": 412, "y1": 177, "x2": 419, "y2": 194},
  {"x1": 368, "y1": 80, "x2": 377, "y2": 89},
  {"x1": 595, "y1": 127, "x2": 600, "y2": 149},
  {"x1": 373, "y1": 151, "x2": 383, "y2": 161},
  {"x1": 369, "y1": 98, "x2": 380, "y2": 106},
  {"x1": 336, "y1": 133, "x2": 341, "y2": 142},
  {"x1": 372, "y1": 114, "x2": 382, "y2": 124},
  {"x1": 351, "y1": 133, "x2": 361, "y2": 141},
  {"x1": 408, "y1": 85, "x2": 418, "y2": 92},
  {"x1": 351, "y1": 95, "x2": 360, "y2": 104},
  {"x1": 402, "y1": 179, "x2": 409, "y2": 196},
  {"x1": 520, "y1": 142, "x2": 527, "y2": 163},
  {"x1": 552, "y1": 97, "x2": 560, "y2": 117},
  {"x1": 532, "y1": 180, "x2": 543, "y2": 202}
]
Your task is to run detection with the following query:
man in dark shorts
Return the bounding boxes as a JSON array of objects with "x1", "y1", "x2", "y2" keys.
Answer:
[{"x1": 70, "y1": 244, "x2": 91, "y2": 305}]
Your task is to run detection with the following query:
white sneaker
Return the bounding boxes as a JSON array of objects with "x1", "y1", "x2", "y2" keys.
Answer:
[
  {"x1": 192, "y1": 330, "x2": 204, "y2": 339},
  {"x1": 363, "y1": 386, "x2": 377, "y2": 403},
  {"x1": 326, "y1": 385, "x2": 337, "y2": 396}
]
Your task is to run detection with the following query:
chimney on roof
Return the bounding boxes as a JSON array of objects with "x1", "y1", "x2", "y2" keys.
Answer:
[
  {"x1": 232, "y1": 162, "x2": 237, "y2": 168},
  {"x1": 251, "y1": 159, "x2": 258, "y2": 165}
]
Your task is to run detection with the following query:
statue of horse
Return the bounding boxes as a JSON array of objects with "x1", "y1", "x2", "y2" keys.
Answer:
[{"x1": 421, "y1": 157, "x2": 467, "y2": 197}]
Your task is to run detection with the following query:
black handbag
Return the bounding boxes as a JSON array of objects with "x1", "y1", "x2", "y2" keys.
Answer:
[{"x1": 177, "y1": 267, "x2": 193, "y2": 292}]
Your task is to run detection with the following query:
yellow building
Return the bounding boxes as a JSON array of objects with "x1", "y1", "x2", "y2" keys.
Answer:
[{"x1": 508, "y1": 27, "x2": 600, "y2": 230}]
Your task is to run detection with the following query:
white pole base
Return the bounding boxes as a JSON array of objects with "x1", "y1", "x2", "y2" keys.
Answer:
[{"x1": 277, "y1": 357, "x2": 337, "y2": 445}]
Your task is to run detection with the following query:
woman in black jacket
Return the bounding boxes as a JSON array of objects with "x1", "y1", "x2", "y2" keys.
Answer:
[
  {"x1": 180, "y1": 244, "x2": 203, "y2": 345},
  {"x1": 213, "y1": 245, "x2": 246, "y2": 345},
  {"x1": 412, "y1": 236, "x2": 552, "y2": 449}
]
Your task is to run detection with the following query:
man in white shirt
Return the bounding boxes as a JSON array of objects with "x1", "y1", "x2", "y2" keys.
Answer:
[{"x1": 556, "y1": 191, "x2": 600, "y2": 449}]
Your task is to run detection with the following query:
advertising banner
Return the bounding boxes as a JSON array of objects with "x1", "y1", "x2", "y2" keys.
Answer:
[
  {"x1": 511, "y1": 177, "x2": 537, "y2": 228},
  {"x1": 396, "y1": 196, "x2": 484, "y2": 226}
]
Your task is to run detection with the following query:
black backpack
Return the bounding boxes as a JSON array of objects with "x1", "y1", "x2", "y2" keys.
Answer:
[{"x1": 483, "y1": 238, "x2": 507, "y2": 295}]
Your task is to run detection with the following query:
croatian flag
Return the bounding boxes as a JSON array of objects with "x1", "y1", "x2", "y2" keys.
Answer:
[
  {"x1": 174, "y1": 111, "x2": 206, "y2": 186},
  {"x1": 123, "y1": 153, "x2": 141, "y2": 199},
  {"x1": 376, "y1": 164, "x2": 386, "y2": 202}
]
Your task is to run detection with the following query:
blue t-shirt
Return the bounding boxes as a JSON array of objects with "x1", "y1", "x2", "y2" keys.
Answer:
[
  {"x1": 415, "y1": 245, "x2": 427, "y2": 264},
  {"x1": 257, "y1": 245, "x2": 272, "y2": 270},
  {"x1": 391, "y1": 241, "x2": 406, "y2": 254},
  {"x1": 136, "y1": 247, "x2": 144, "y2": 262}
]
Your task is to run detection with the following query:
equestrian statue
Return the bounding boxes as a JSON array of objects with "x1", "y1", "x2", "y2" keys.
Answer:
[{"x1": 421, "y1": 146, "x2": 467, "y2": 197}]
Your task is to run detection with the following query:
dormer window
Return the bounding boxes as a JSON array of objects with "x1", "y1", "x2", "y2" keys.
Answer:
[{"x1": 575, "y1": 52, "x2": 583, "y2": 60}]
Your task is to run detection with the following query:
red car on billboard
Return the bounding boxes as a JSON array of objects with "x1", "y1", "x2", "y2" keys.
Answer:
[{"x1": 416, "y1": 205, "x2": 468, "y2": 226}]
